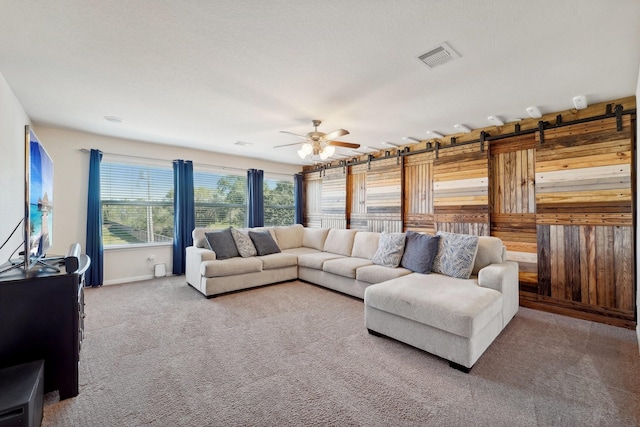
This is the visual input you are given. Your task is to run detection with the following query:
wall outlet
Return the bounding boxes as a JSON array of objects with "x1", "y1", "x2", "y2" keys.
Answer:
[{"x1": 148, "y1": 255, "x2": 156, "y2": 261}]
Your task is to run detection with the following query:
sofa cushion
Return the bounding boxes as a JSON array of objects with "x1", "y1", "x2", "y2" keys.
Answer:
[
  {"x1": 230, "y1": 227, "x2": 257, "y2": 257},
  {"x1": 364, "y1": 274, "x2": 502, "y2": 338},
  {"x1": 204, "y1": 228, "x2": 240, "y2": 260},
  {"x1": 400, "y1": 231, "x2": 440, "y2": 274},
  {"x1": 200, "y1": 257, "x2": 263, "y2": 278},
  {"x1": 432, "y1": 232, "x2": 479, "y2": 279},
  {"x1": 322, "y1": 257, "x2": 373, "y2": 279},
  {"x1": 323, "y1": 229, "x2": 358, "y2": 256},
  {"x1": 274, "y1": 224, "x2": 304, "y2": 250},
  {"x1": 249, "y1": 230, "x2": 281, "y2": 256},
  {"x1": 303, "y1": 228, "x2": 330, "y2": 251},
  {"x1": 356, "y1": 264, "x2": 412, "y2": 284},
  {"x1": 298, "y1": 252, "x2": 345, "y2": 269},
  {"x1": 371, "y1": 232, "x2": 406, "y2": 268},
  {"x1": 351, "y1": 232, "x2": 380, "y2": 260},
  {"x1": 257, "y1": 252, "x2": 298, "y2": 270},
  {"x1": 472, "y1": 236, "x2": 505, "y2": 275},
  {"x1": 282, "y1": 247, "x2": 322, "y2": 256}
]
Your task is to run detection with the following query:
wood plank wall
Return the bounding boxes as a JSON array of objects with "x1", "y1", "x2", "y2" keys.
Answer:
[{"x1": 301, "y1": 96, "x2": 636, "y2": 328}]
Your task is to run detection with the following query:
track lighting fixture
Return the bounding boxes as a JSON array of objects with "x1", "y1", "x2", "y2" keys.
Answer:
[
  {"x1": 487, "y1": 116, "x2": 504, "y2": 126},
  {"x1": 526, "y1": 106, "x2": 542, "y2": 119},
  {"x1": 453, "y1": 123, "x2": 472, "y2": 133},
  {"x1": 572, "y1": 95, "x2": 588, "y2": 110},
  {"x1": 426, "y1": 130, "x2": 444, "y2": 138},
  {"x1": 403, "y1": 137, "x2": 421, "y2": 143},
  {"x1": 382, "y1": 141, "x2": 399, "y2": 147}
]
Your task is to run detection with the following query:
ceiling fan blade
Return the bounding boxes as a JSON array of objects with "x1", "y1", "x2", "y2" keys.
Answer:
[
  {"x1": 328, "y1": 141, "x2": 360, "y2": 149},
  {"x1": 323, "y1": 129, "x2": 350, "y2": 140},
  {"x1": 279, "y1": 130, "x2": 308, "y2": 139},
  {"x1": 273, "y1": 141, "x2": 305, "y2": 148}
]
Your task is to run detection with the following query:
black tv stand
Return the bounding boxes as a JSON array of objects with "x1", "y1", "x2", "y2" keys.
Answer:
[{"x1": 0, "y1": 252, "x2": 90, "y2": 400}]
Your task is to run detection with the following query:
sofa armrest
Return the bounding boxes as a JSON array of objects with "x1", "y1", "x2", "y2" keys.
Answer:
[
  {"x1": 187, "y1": 246, "x2": 217, "y2": 262},
  {"x1": 478, "y1": 261, "x2": 519, "y2": 327},
  {"x1": 185, "y1": 246, "x2": 216, "y2": 289}
]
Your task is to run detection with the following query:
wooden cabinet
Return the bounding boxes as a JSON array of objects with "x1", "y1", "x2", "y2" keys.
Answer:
[{"x1": 0, "y1": 255, "x2": 89, "y2": 400}]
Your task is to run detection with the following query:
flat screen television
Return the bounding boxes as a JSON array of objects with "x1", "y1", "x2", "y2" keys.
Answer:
[{"x1": 24, "y1": 125, "x2": 54, "y2": 269}]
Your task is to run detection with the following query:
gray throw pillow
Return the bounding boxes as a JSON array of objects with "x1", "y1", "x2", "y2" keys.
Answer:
[
  {"x1": 400, "y1": 231, "x2": 440, "y2": 274},
  {"x1": 371, "y1": 232, "x2": 406, "y2": 268},
  {"x1": 204, "y1": 228, "x2": 240, "y2": 260},
  {"x1": 432, "y1": 231, "x2": 479, "y2": 279},
  {"x1": 230, "y1": 227, "x2": 257, "y2": 257},
  {"x1": 248, "y1": 230, "x2": 281, "y2": 256}
]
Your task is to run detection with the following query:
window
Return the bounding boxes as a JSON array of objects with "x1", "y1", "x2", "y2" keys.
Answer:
[
  {"x1": 193, "y1": 168, "x2": 247, "y2": 229},
  {"x1": 101, "y1": 159, "x2": 174, "y2": 246},
  {"x1": 263, "y1": 174, "x2": 294, "y2": 226}
]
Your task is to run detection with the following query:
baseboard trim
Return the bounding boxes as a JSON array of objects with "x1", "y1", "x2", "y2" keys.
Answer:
[{"x1": 103, "y1": 274, "x2": 174, "y2": 286}]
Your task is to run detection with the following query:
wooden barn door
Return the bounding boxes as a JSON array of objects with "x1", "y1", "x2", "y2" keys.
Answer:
[
  {"x1": 489, "y1": 134, "x2": 538, "y2": 295},
  {"x1": 365, "y1": 157, "x2": 403, "y2": 232},
  {"x1": 534, "y1": 116, "x2": 635, "y2": 326},
  {"x1": 303, "y1": 171, "x2": 322, "y2": 228},
  {"x1": 404, "y1": 151, "x2": 435, "y2": 233},
  {"x1": 321, "y1": 168, "x2": 347, "y2": 229}
]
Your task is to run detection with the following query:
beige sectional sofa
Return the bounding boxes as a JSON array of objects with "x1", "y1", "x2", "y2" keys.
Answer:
[{"x1": 185, "y1": 224, "x2": 519, "y2": 371}]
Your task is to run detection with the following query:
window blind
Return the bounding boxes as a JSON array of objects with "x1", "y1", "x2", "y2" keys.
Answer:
[{"x1": 193, "y1": 168, "x2": 247, "y2": 229}]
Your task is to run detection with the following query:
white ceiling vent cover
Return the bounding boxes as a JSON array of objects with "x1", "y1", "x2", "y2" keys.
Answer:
[{"x1": 417, "y1": 42, "x2": 460, "y2": 69}]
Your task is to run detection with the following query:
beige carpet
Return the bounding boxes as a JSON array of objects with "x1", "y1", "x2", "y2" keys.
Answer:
[{"x1": 42, "y1": 276, "x2": 640, "y2": 426}]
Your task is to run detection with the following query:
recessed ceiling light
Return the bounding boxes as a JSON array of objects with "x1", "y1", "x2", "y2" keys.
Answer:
[
  {"x1": 453, "y1": 124, "x2": 472, "y2": 133},
  {"x1": 526, "y1": 106, "x2": 542, "y2": 118},
  {"x1": 487, "y1": 116, "x2": 504, "y2": 126},
  {"x1": 104, "y1": 116, "x2": 125, "y2": 123},
  {"x1": 426, "y1": 130, "x2": 444, "y2": 138},
  {"x1": 234, "y1": 141, "x2": 253, "y2": 146}
]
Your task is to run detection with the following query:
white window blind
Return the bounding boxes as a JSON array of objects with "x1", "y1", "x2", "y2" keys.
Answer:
[
  {"x1": 193, "y1": 168, "x2": 247, "y2": 229},
  {"x1": 101, "y1": 160, "x2": 174, "y2": 246},
  {"x1": 263, "y1": 174, "x2": 294, "y2": 226}
]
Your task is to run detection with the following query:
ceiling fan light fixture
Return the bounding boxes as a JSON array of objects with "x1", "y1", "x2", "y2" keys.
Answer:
[{"x1": 319, "y1": 145, "x2": 335, "y2": 159}]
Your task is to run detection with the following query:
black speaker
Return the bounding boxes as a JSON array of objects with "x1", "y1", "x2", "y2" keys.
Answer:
[
  {"x1": 64, "y1": 243, "x2": 81, "y2": 273},
  {"x1": 0, "y1": 360, "x2": 44, "y2": 427}
]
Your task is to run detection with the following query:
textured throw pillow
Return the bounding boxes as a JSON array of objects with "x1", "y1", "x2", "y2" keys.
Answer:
[
  {"x1": 371, "y1": 232, "x2": 406, "y2": 268},
  {"x1": 432, "y1": 231, "x2": 479, "y2": 279},
  {"x1": 248, "y1": 230, "x2": 281, "y2": 256},
  {"x1": 230, "y1": 227, "x2": 257, "y2": 257},
  {"x1": 204, "y1": 228, "x2": 240, "y2": 260},
  {"x1": 400, "y1": 231, "x2": 440, "y2": 274}
]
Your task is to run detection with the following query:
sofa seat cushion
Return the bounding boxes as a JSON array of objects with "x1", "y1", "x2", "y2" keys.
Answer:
[
  {"x1": 356, "y1": 264, "x2": 412, "y2": 284},
  {"x1": 258, "y1": 252, "x2": 298, "y2": 270},
  {"x1": 201, "y1": 257, "x2": 263, "y2": 278},
  {"x1": 322, "y1": 257, "x2": 373, "y2": 279},
  {"x1": 297, "y1": 252, "x2": 345, "y2": 269},
  {"x1": 282, "y1": 247, "x2": 322, "y2": 256},
  {"x1": 364, "y1": 274, "x2": 502, "y2": 338}
]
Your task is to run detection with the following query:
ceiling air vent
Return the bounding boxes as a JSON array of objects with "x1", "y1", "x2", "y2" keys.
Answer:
[{"x1": 417, "y1": 42, "x2": 460, "y2": 69}]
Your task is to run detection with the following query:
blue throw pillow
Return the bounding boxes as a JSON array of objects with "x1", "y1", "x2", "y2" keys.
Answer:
[
  {"x1": 400, "y1": 231, "x2": 440, "y2": 274},
  {"x1": 204, "y1": 228, "x2": 239, "y2": 260}
]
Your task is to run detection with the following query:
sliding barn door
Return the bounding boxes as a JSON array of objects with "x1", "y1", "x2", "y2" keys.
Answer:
[
  {"x1": 365, "y1": 157, "x2": 403, "y2": 232},
  {"x1": 404, "y1": 151, "x2": 435, "y2": 233},
  {"x1": 489, "y1": 134, "x2": 538, "y2": 294},
  {"x1": 303, "y1": 171, "x2": 322, "y2": 228},
  {"x1": 535, "y1": 116, "x2": 634, "y2": 324},
  {"x1": 321, "y1": 168, "x2": 347, "y2": 229}
]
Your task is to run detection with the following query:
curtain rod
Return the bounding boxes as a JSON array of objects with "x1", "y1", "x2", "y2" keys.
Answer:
[{"x1": 78, "y1": 149, "x2": 296, "y2": 176}]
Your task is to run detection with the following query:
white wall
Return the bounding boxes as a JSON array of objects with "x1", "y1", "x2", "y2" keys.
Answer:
[
  {"x1": 0, "y1": 73, "x2": 31, "y2": 265},
  {"x1": 33, "y1": 126, "x2": 301, "y2": 284}
]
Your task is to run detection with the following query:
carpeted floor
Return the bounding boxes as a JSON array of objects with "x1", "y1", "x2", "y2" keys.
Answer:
[{"x1": 42, "y1": 276, "x2": 640, "y2": 426}]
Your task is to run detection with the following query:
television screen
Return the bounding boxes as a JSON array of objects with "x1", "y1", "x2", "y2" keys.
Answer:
[{"x1": 27, "y1": 128, "x2": 53, "y2": 261}]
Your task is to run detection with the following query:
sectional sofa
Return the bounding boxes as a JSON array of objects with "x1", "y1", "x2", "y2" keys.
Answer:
[{"x1": 185, "y1": 224, "x2": 519, "y2": 370}]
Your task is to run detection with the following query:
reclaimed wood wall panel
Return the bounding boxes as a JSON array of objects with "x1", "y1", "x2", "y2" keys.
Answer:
[
  {"x1": 532, "y1": 115, "x2": 634, "y2": 325},
  {"x1": 366, "y1": 158, "x2": 402, "y2": 231},
  {"x1": 404, "y1": 152, "x2": 435, "y2": 232},
  {"x1": 303, "y1": 172, "x2": 322, "y2": 228},
  {"x1": 349, "y1": 167, "x2": 367, "y2": 230},
  {"x1": 433, "y1": 144, "x2": 489, "y2": 235},
  {"x1": 489, "y1": 134, "x2": 538, "y2": 291},
  {"x1": 321, "y1": 170, "x2": 347, "y2": 229}
]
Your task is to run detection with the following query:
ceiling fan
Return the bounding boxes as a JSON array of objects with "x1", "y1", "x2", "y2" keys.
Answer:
[{"x1": 274, "y1": 120, "x2": 360, "y2": 160}]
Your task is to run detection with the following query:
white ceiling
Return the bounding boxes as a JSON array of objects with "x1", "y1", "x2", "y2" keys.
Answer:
[{"x1": 1, "y1": 0, "x2": 639, "y2": 166}]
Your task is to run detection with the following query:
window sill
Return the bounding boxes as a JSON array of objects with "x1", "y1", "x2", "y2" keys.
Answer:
[{"x1": 104, "y1": 242, "x2": 173, "y2": 251}]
